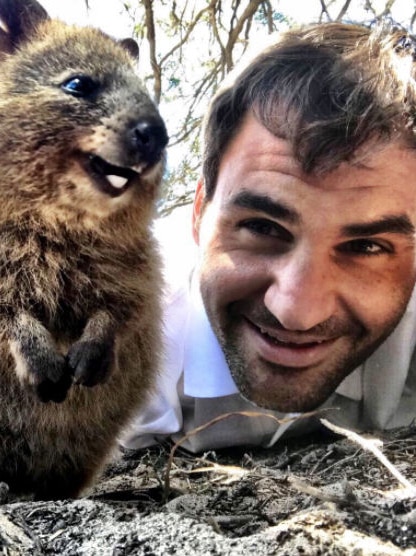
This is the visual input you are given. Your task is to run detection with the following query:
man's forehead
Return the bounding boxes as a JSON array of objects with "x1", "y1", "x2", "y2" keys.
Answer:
[
  {"x1": 224, "y1": 112, "x2": 416, "y2": 185},
  {"x1": 307, "y1": 143, "x2": 416, "y2": 192}
]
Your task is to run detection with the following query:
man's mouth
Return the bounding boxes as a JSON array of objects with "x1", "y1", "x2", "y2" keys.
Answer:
[
  {"x1": 258, "y1": 326, "x2": 328, "y2": 348},
  {"x1": 245, "y1": 318, "x2": 339, "y2": 368},
  {"x1": 83, "y1": 154, "x2": 146, "y2": 198}
]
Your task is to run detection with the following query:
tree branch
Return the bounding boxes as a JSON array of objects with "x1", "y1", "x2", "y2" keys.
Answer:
[
  {"x1": 142, "y1": 0, "x2": 162, "y2": 104},
  {"x1": 336, "y1": 0, "x2": 353, "y2": 21},
  {"x1": 224, "y1": 0, "x2": 263, "y2": 70},
  {"x1": 319, "y1": 0, "x2": 332, "y2": 21}
]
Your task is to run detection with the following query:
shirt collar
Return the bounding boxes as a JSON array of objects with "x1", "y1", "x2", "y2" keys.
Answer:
[
  {"x1": 183, "y1": 274, "x2": 239, "y2": 397},
  {"x1": 336, "y1": 282, "x2": 416, "y2": 404}
]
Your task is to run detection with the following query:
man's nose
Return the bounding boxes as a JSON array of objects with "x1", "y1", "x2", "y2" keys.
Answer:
[{"x1": 264, "y1": 251, "x2": 337, "y2": 331}]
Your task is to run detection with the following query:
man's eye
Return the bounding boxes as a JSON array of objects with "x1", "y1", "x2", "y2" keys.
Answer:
[
  {"x1": 339, "y1": 239, "x2": 392, "y2": 256},
  {"x1": 239, "y1": 218, "x2": 292, "y2": 241}
]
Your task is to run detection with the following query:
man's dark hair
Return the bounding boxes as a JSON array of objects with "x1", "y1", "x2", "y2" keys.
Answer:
[{"x1": 202, "y1": 22, "x2": 416, "y2": 199}]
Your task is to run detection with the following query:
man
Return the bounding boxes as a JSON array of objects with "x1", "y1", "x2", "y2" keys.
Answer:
[{"x1": 123, "y1": 21, "x2": 416, "y2": 452}]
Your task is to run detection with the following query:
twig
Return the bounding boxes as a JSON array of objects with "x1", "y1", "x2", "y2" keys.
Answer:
[
  {"x1": 288, "y1": 476, "x2": 360, "y2": 507},
  {"x1": 321, "y1": 419, "x2": 416, "y2": 493},
  {"x1": 162, "y1": 408, "x2": 333, "y2": 500},
  {"x1": 314, "y1": 450, "x2": 361, "y2": 477},
  {"x1": 182, "y1": 462, "x2": 249, "y2": 485}
]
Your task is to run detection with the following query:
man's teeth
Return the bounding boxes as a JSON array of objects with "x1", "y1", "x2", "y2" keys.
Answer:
[
  {"x1": 259, "y1": 328, "x2": 324, "y2": 345},
  {"x1": 260, "y1": 327, "x2": 288, "y2": 342},
  {"x1": 106, "y1": 175, "x2": 128, "y2": 189}
]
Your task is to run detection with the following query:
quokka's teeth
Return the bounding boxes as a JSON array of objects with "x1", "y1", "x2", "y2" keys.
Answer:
[
  {"x1": 132, "y1": 163, "x2": 145, "y2": 174},
  {"x1": 107, "y1": 175, "x2": 128, "y2": 189}
]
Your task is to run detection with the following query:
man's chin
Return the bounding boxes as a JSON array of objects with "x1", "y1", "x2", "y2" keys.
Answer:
[
  {"x1": 240, "y1": 390, "x2": 327, "y2": 413},
  {"x1": 233, "y1": 373, "x2": 340, "y2": 413}
]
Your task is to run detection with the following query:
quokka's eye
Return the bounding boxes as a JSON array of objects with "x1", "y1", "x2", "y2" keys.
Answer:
[{"x1": 61, "y1": 75, "x2": 99, "y2": 98}]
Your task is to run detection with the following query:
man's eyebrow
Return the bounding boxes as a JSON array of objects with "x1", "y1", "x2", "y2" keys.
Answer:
[
  {"x1": 230, "y1": 191, "x2": 300, "y2": 224},
  {"x1": 229, "y1": 193, "x2": 415, "y2": 236},
  {"x1": 342, "y1": 215, "x2": 415, "y2": 237}
]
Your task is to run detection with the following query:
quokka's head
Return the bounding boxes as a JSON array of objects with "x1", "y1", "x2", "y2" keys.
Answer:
[{"x1": 0, "y1": 0, "x2": 168, "y2": 224}]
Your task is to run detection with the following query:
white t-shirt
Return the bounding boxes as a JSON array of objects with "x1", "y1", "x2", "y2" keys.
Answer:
[{"x1": 122, "y1": 207, "x2": 416, "y2": 452}]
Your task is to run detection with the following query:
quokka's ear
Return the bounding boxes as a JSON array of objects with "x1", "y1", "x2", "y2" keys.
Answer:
[
  {"x1": 0, "y1": 0, "x2": 49, "y2": 57},
  {"x1": 119, "y1": 37, "x2": 140, "y2": 60}
]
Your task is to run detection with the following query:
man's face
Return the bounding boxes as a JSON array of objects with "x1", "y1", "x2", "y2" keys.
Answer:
[{"x1": 192, "y1": 112, "x2": 416, "y2": 412}]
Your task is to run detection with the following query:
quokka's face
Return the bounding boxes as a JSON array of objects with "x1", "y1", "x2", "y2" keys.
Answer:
[{"x1": 0, "y1": 21, "x2": 168, "y2": 221}]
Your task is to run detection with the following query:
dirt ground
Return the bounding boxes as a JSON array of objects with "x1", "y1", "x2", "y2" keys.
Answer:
[{"x1": 2, "y1": 420, "x2": 416, "y2": 555}]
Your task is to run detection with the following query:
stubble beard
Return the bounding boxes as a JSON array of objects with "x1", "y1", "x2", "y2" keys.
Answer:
[{"x1": 207, "y1": 306, "x2": 406, "y2": 413}]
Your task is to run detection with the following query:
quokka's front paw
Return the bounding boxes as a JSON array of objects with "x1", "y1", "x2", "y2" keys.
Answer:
[
  {"x1": 36, "y1": 357, "x2": 73, "y2": 403},
  {"x1": 30, "y1": 351, "x2": 73, "y2": 403},
  {"x1": 9, "y1": 314, "x2": 74, "y2": 403},
  {"x1": 67, "y1": 339, "x2": 115, "y2": 387}
]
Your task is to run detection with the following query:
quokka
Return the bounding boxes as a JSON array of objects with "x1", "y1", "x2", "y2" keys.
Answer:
[{"x1": 0, "y1": 0, "x2": 168, "y2": 499}]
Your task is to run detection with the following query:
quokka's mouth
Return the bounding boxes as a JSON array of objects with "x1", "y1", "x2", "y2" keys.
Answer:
[{"x1": 85, "y1": 155, "x2": 146, "y2": 198}]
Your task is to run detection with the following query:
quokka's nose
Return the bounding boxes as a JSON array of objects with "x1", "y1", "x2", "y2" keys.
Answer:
[{"x1": 134, "y1": 117, "x2": 169, "y2": 164}]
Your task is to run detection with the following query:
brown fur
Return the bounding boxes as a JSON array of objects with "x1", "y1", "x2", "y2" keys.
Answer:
[{"x1": 0, "y1": 0, "x2": 168, "y2": 499}]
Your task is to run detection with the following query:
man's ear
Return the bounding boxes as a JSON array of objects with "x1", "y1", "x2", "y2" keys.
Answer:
[{"x1": 192, "y1": 178, "x2": 206, "y2": 245}]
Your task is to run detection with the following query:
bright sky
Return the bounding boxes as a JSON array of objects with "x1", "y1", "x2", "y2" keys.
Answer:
[
  {"x1": 39, "y1": 0, "x2": 135, "y2": 38},
  {"x1": 39, "y1": 0, "x2": 415, "y2": 36}
]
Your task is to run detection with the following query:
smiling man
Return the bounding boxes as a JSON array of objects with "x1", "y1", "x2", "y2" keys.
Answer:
[
  {"x1": 195, "y1": 113, "x2": 416, "y2": 415},
  {"x1": 124, "y1": 22, "x2": 416, "y2": 452}
]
